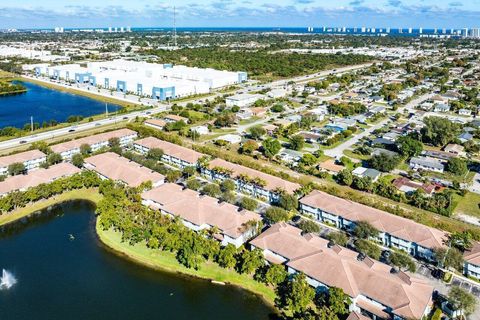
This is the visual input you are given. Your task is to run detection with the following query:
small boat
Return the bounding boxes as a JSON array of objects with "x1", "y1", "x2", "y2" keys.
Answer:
[
  {"x1": 68, "y1": 234, "x2": 75, "y2": 241},
  {"x1": 211, "y1": 280, "x2": 226, "y2": 285}
]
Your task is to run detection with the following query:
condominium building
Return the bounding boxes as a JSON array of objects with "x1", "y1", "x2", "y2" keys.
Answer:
[
  {"x1": 202, "y1": 158, "x2": 300, "y2": 203},
  {"x1": 51, "y1": 129, "x2": 137, "y2": 159},
  {"x1": 299, "y1": 190, "x2": 447, "y2": 260},
  {"x1": 464, "y1": 242, "x2": 480, "y2": 280},
  {"x1": 251, "y1": 223, "x2": 434, "y2": 320},
  {"x1": 134, "y1": 137, "x2": 203, "y2": 169},
  {"x1": 0, "y1": 150, "x2": 46, "y2": 176},
  {"x1": 141, "y1": 183, "x2": 262, "y2": 247},
  {"x1": 0, "y1": 163, "x2": 81, "y2": 196},
  {"x1": 84, "y1": 152, "x2": 164, "y2": 188}
]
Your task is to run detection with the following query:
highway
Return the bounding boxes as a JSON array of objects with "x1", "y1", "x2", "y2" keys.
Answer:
[{"x1": 0, "y1": 62, "x2": 375, "y2": 153}]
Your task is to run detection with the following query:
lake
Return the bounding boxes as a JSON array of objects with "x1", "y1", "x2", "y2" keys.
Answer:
[
  {"x1": 0, "y1": 201, "x2": 274, "y2": 320},
  {"x1": 0, "y1": 81, "x2": 121, "y2": 129}
]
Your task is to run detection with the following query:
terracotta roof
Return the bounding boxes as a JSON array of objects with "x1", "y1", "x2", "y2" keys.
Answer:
[
  {"x1": 51, "y1": 129, "x2": 137, "y2": 154},
  {"x1": 346, "y1": 312, "x2": 370, "y2": 320},
  {"x1": 142, "y1": 183, "x2": 261, "y2": 239},
  {"x1": 208, "y1": 158, "x2": 300, "y2": 194},
  {"x1": 85, "y1": 152, "x2": 164, "y2": 187},
  {"x1": 134, "y1": 137, "x2": 203, "y2": 164},
  {"x1": 253, "y1": 223, "x2": 433, "y2": 320},
  {"x1": 0, "y1": 150, "x2": 46, "y2": 168},
  {"x1": 0, "y1": 163, "x2": 81, "y2": 195},
  {"x1": 144, "y1": 119, "x2": 167, "y2": 128},
  {"x1": 318, "y1": 159, "x2": 344, "y2": 173},
  {"x1": 464, "y1": 241, "x2": 480, "y2": 266},
  {"x1": 392, "y1": 177, "x2": 436, "y2": 195},
  {"x1": 164, "y1": 114, "x2": 188, "y2": 122},
  {"x1": 300, "y1": 190, "x2": 447, "y2": 250}
]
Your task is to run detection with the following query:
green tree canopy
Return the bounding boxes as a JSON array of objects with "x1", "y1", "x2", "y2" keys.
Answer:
[
  {"x1": 421, "y1": 117, "x2": 460, "y2": 146},
  {"x1": 446, "y1": 158, "x2": 468, "y2": 176},
  {"x1": 262, "y1": 138, "x2": 281, "y2": 159},
  {"x1": 396, "y1": 135, "x2": 423, "y2": 158},
  {"x1": 7, "y1": 162, "x2": 25, "y2": 176},
  {"x1": 265, "y1": 206, "x2": 290, "y2": 224}
]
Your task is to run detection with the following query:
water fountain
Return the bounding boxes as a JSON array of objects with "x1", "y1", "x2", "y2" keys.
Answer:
[{"x1": 0, "y1": 269, "x2": 17, "y2": 290}]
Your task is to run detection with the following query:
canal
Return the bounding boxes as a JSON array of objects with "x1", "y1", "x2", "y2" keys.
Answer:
[
  {"x1": 0, "y1": 81, "x2": 121, "y2": 129},
  {"x1": 0, "y1": 201, "x2": 274, "y2": 320}
]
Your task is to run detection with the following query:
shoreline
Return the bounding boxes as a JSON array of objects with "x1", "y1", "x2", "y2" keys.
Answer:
[
  {"x1": 0, "y1": 192, "x2": 277, "y2": 312},
  {"x1": 95, "y1": 222, "x2": 277, "y2": 309},
  {"x1": 0, "y1": 189, "x2": 102, "y2": 227},
  {"x1": 20, "y1": 76, "x2": 137, "y2": 109}
]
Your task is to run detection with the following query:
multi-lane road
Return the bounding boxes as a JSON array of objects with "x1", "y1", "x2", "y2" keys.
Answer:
[{"x1": 0, "y1": 62, "x2": 376, "y2": 153}]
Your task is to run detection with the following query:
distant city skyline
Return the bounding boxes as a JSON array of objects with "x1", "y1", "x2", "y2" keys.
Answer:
[{"x1": 0, "y1": 0, "x2": 479, "y2": 29}]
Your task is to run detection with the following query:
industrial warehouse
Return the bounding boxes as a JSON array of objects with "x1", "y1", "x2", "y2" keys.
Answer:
[{"x1": 32, "y1": 59, "x2": 248, "y2": 100}]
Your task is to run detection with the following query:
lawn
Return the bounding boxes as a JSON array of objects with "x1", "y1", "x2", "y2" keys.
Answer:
[
  {"x1": 453, "y1": 191, "x2": 480, "y2": 218},
  {"x1": 97, "y1": 224, "x2": 277, "y2": 306},
  {"x1": 0, "y1": 188, "x2": 102, "y2": 226},
  {"x1": 343, "y1": 149, "x2": 370, "y2": 161}
]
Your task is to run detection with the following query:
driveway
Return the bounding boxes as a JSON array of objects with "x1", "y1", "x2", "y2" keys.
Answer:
[{"x1": 324, "y1": 93, "x2": 434, "y2": 159}]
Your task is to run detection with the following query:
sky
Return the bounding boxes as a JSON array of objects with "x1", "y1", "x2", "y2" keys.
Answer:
[{"x1": 0, "y1": 0, "x2": 479, "y2": 29}]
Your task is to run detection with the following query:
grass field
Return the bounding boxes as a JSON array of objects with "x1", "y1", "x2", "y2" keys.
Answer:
[
  {"x1": 0, "y1": 188, "x2": 102, "y2": 226},
  {"x1": 97, "y1": 224, "x2": 277, "y2": 307},
  {"x1": 454, "y1": 191, "x2": 480, "y2": 218}
]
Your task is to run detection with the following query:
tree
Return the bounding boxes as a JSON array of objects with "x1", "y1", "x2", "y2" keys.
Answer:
[
  {"x1": 368, "y1": 153, "x2": 400, "y2": 172},
  {"x1": 220, "y1": 179, "x2": 236, "y2": 192},
  {"x1": 221, "y1": 191, "x2": 236, "y2": 204},
  {"x1": 421, "y1": 117, "x2": 460, "y2": 146},
  {"x1": 278, "y1": 193, "x2": 298, "y2": 211},
  {"x1": 390, "y1": 251, "x2": 416, "y2": 272},
  {"x1": 71, "y1": 153, "x2": 84, "y2": 168},
  {"x1": 147, "y1": 148, "x2": 164, "y2": 161},
  {"x1": 201, "y1": 183, "x2": 222, "y2": 198},
  {"x1": 238, "y1": 248, "x2": 264, "y2": 274},
  {"x1": 182, "y1": 166, "x2": 197, "y2": 178},
  {"x1": 300, "y1": 153, "x2": 318, "y2": 166},
  {"x1": 290, "y1": 135, "x2": 305, "y2": 151},
  {"x1": 265, "y1": 264, "x2": 288, "y2": 286},
  {"x1": 166, "y1": 170, "x2": 182, "y2": 183},
  {"x1": 353, "y1": 220, "x2": 379, "y2": 239},
  {"x1": 108, "y1": 137, "x2": 120, "y2": 148},
  {"x1": 47, "y1": 152, "x2": 62, "y2": 165},
  {"x1": 186, "y1": 179, "x2": 202, "y2": 191},
  {"x1": 265, "y1": 206, "x2": 290, "y2": 224},
  {"x1": 241, "y1": 140, "x2": 259, "y2": 154},
  {"x1": 271, "y1": 104, "x2": 285, "y2": 113},
  {"x1": 397, "y1": 135, "x2": 423, "y2": 158},
  {"x1": 214, "y1": 114, "x2": 235, "y2": 127},
  {"x1": 336, "y1": 169, "x2": 353, "y2": 186},
  {"x1": 276, "y1": 272, "x2": 315, "y2": 314},
  {"x1": 316, "y1": 287, "x2": 351, "y2": 316},
  {"x1": 7, "y1": 162, "x2": 25, "y2": 176},
  {"x1": 443, "y1": 248, "x2": 464, "y2": 271},
  {"x1": 248, "y1": 126, "x2": 266, "y2": 140},
  {"x1": 216, "y1": 244, "x2": 238, "y2": 269},
  {"x1": 80, "y1": 143, "x2": 92, "y2": 155},
  {"x1": 262, "y1": 138, "x2": 281, "y2": 159},
  {"x1": 446, "y1": 158, "x2": 468, "y2": 176},
  {"x1": 326, "y1": 231, "x2": 349, "y2": 247},
  {"x1": 298, "y1": 220, "x2": 320, "y2": 234},
  {"x1": 448, "y1": 287, "x2": 476, "y2": 316},
  {"x1": 355, "y1": 239, "x2": 381, "y2": 260},
  {"x1": 449, "y1": 231, "x2": 473, "y2": 251},
  {"x1": 240, "y1": 197, "x2": 258, "y2": 211}
]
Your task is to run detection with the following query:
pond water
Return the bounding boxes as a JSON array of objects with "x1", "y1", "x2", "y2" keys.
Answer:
[
  {"x1": 0, "y1": 81, "x2": 121, "y2": 129},
  {"x1": 0, "y1": 201, "x2": 274, "y2": 320}
]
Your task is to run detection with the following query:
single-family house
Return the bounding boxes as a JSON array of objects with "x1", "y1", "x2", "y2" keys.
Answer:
[{"x1": 409, "y1": 157, "x2": 444, "y2": 173}]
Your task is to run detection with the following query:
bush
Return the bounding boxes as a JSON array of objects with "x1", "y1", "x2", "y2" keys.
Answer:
[
  {"x1": 265, "y1": 206, "x2": 290, "y2": 224},
  {"x1": 240, "y1": 197, "x2": 258, "y2": 211}
]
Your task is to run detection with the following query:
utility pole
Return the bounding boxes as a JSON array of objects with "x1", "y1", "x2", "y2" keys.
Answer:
[
  {"x1": 30, "y1": 116, "x2": 33, "y2": 132},
  {"x1": 105, "y1": 102, "x2": 109, "y2": 118}
]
